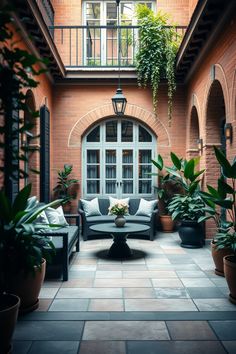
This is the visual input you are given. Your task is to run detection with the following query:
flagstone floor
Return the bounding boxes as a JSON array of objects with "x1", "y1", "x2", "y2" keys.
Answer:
[{"x1": 13, "y1": 232, "x2": 236, "y2": 354}]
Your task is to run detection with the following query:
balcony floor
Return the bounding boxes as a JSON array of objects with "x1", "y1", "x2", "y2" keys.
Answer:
[{"x1": 13, "y1": 232, "x2": 236, "y2": 354}]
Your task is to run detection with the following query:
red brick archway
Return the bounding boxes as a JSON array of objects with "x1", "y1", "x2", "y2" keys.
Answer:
[{"x1": 187, "y1": 106, "x2": 200, "y2": 160}]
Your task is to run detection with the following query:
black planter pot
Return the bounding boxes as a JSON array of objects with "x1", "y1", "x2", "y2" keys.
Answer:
[{"x1": 178, "y1": 220, "x2": 204, "y2": 248}]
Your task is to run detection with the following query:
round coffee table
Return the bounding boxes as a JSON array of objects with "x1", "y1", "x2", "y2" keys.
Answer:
[{"x1": 89, "y1": 223, "x2": 150, "y2": 258}]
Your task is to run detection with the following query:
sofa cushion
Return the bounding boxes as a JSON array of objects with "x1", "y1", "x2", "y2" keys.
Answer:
[
  {"x1": 125, "y1": 215, "x2": 150, "y2": 223},
  {"x1": 45, "y1": 206, "x2": 69, "y2": 226},
  {"x1": 80, "y1": 197, "x2": 102, "y2": 217},
  {"x1": 48, "y1": 226, "x2": 79, "y2": 250},
  {"x1": 86, "y1": 215, "x2": 115, "y2": 223},
  {"x1": 135, "y1": 198, "x2": 157, "y2": 217}
]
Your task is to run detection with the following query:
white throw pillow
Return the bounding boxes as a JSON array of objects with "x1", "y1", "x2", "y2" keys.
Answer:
[
  {"x1": 81, "y1": 198, "x2": 102, "y2": 217},
  {"x1": 35, "y1": 210, "x2": 49, "y2": 224},
  {"x1": 135, "y1": 199, "x2": 157, "y2": 217},
  {"x1": 45, "y1": 206, "x2": 69, "y2": 226},
  {"x1": 108, "y1": 196, "x2": 130, "y2": 215}
]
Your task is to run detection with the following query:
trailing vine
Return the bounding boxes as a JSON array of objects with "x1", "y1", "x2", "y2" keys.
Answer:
[{"x1": 135, "y1": 5, "x2": 181, "y2": 125}]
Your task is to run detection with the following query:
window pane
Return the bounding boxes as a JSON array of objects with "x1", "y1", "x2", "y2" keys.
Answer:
[
  {"x1": 86, "y1": 3, "x2": 100, "y2": 19},
  {"x1": 139, "y1": 180, "x2": 151, "y2": 194},
  {"x1": 87, "y1": 180, "x2": 100, "y2": 194},
  {"x1": 122, "y1": 121, "x2": 133, "y2": 142},
  {"x1": 87, "y1": 150, "x2": 100, "y2": 163},
  {"x1": 139, "y1": 125, "x2": 152, "y2": 142},
  {"x1": 123, "y1": 150, "x2": 133, "y2": 163},
  {"x1": 122, "y1": 180, "x2": 133, "y2": 194},
  {"x1": 106, "y1": 150, "x2": 116, "y2": 163},
  {"x1": 106, "y1": 181, "x2": 116, "y2": 194},
  {"x1": 139, "y1": 165, "x2": 151, "y2": 178},
  {"x1": 139, "y1": 150, "x2": 151, "y2": 163},
  {"x1": 106, "y1": 121, "x2": 117, "y2": 142},
  {"x1": 87, "y1": 126, "x2": 100, "y2": 142},
  {"x1": 123, "y1": 165, "x2": 133, "y2": 178},
  {"x1": 107, "y1": 3, "x2": 117, "y2": 19},
  {"x1": 87, "y1": 165, "x2": 100, "y2": 178}
]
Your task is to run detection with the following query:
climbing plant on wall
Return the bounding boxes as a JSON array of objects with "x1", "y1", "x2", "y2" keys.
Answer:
[{"x1": 135, "y1": 5, "x2": 181, "y2": 125}]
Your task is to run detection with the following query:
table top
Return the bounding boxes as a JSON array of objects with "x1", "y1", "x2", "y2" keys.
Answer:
[{"x1": 89, "y1": 223, "x2": 150, "y2": 234}]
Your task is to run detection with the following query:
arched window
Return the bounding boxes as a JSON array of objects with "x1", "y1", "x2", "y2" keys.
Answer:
[{"x1": 82, "y1": 118, "x2": 157, "y2": 197}]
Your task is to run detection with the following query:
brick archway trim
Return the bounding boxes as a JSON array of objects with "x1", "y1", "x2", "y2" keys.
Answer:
[
  {"x1": 68, "y1": 103, "x2": 170, "y2": 147},
  {"x1": 202, "y1": 64, "x2": 230, "y2": 136},
  {"x1": 230, "y1": 66, "x2": 236, "y2": 122},
  {"x1": 186, "y1": 93, "x2": 201, "y2": 151}
]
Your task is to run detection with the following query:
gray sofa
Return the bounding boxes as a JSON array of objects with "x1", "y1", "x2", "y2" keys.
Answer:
[
  {"x1": 78, "y1": 198, "x2": 158, "y2": 241},
  {"x1": 42, "y1": 214, "x2": 80, "y2": 281}
]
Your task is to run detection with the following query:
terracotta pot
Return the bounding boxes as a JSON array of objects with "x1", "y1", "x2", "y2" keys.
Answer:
[
  {"x1": 224, "y1": 255, "x2": 236, "y2": 305},
  {"x1": 211, "y1": 241, "x2": 232, "y2": 276},
  {"x1": 6, "y1": 259, "x2": 46, "y2": 313},
  {"x1": 160, "y1": 215, "x2": 175, "y2": 232},
  {"x1": 0, "y1": 293, "x2": 20, "y2": 354}
]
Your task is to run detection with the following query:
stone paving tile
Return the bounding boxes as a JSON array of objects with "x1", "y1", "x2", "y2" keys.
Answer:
[
  {"x1": 36, "y1": 299, "x2": 52, "y2": 311},
  {"x1": 13, "y1": 321, "x2": 84, "y2": 340},
  {"x1": 78, "y1": 341, "x2": 126, "y2": 354},
  {"x1": 70, "y1": 265, "x2": 97, "y2": 271},
  {"x1": 176, "y1": 270, "x2": 207, "y2": 278},
  {"x1": 152, "y1": 279, "x2": 184, "y2": 288},
  {"x1": 222, "y1": 341, "x2": 236, "y2": 354},
  {"x1": 68, "y1": 271, "x2": 96, "y2": 279},
  {"x1": 180, "y1": 278, "x2": 216, "y2": 288},
  {"x1": 88, "y1": 299, "x2": 124, "y2": 311},
  {"x1": 210, "y1": 321, "x2": 236, "y2": 340},
  {"x1": 42, "y1": 281, "x2": 62, "y2": 288},
  {"x1": 96, "y1": 271, "x2": 123, "y2": 278},
  {"x1": 97, "y1": 264, "x2": 126, "y2": 270},
  {"x1": 163, "y1": 249, "x2": 187, "y2": 254},
  {"x1": 39, "y1": 288, "x2": 59, "y2": 299},
  {"x1": 12, "y1": 341, "x2": 32, "y2": 354},
  {"x1": 186, "y1": 287, "x2": 226, "y2": 299},
  {"x1": 27, "y1": 341, "x2": 79, "y2": 354},
  {"x1": 73, "y1": 258, "x2": 98, "y2": 265},
  {"x1": 94, "y1": 278, "x2": 152, "y2": 287},
  {"x1": 194, "y1": 299, "x2": 236, "y2": 311},
  {"x1": 82, "y1": 321, "x2": 170, "y2": 340},
  {"x1": 155, "y1": 288, "x2": 190, "y2": 299},
  {"x1": 166, "y1": 321, "x2": 217, "y2": 340},
  {"x1": 126, "y1": 340, "x2": 227, "y2": 354},
  {"x1": 56, "y1": 287, "x2": 123, "y2": 298},
  {"x1": 210, "y1": 277, "x2": 228, "y2": 287},
  {"x1": 60, "y1": 279, "x2": 94, "y2": 288},
  {"x1": 123, "y1": 288, "x2": 156, "y2": 299},
  {"x1": 123, "y1": 270, "x2": 177, "y2": 279},
  {"x1": 145, "y1": 258, "x2": 171, "y2": 264},
  {"x1": 125, "y1": 299, "x2": 198, "y2": 311},
  {"x1": 49, "y1": 299, "x2": 89, "y2": 311}
]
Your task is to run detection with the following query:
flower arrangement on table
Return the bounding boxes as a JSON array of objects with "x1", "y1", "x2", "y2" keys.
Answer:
[{"x1": 108, "y1": 202, "x2": 129, "y2": 216}]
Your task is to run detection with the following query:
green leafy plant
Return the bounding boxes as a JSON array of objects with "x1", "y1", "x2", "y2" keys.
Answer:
[
  {"x1": 0, "y1": 6, "x2": 48, "y2": 193},
  {"x1": 53, "y1": 164, "x2": 79, "y2": 204},
  {"x1": 135, "y1": 5, "x2": 181, "y2": 125},
  {"x1": 198, "y1": 146, "x2": 236, "y2": 256},
  {"x1": 151, "y1": 154, "x2": 183, "y2": 215},
  {"x1": 166, "y1": 153, "x2": 205, "y2": 221},
  {"x1": 0, "y1": 184, "x2": 62, "y2": 294}
]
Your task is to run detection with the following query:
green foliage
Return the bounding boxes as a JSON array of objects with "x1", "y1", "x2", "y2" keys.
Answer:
[
  {"x1": 168, "y1": 194, "x2": 205, "y2": 221},
  {"x1": 0, "y1": 5, "x2": 48, "y2": 188},
  {"x1": 135, "y1": 5, "x2": 181, "y2": 125},
  {"x1": 0, "y1": 184, "x2": 62, "y2": 293},
  {"x1": 198, "y1": 146, "x2": 236, "y2": 254},
  {"x1": 53, "y1": 165, "x2": 79, "y2": 204}
]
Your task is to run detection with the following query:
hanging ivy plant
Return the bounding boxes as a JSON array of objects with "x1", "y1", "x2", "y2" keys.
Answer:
[{"x1": 135, "y1": 5, "x2": 181, "y2": 125}]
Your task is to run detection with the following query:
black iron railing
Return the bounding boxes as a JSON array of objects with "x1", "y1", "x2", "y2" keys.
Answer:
[
  {"x1": 49, "y1": 25, "x2": 187, "y2": 68},
  {"x1": 36, "y1": 0, "x2": 54, "y2": 28}
]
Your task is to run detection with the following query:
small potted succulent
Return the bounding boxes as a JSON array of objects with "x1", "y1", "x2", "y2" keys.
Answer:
[
  {"x1": 167, "y1": 153, "x2": 205, "y2": 248},
  {"x1": 108, "y1": 202, "x2": 129, "y2": 227}
]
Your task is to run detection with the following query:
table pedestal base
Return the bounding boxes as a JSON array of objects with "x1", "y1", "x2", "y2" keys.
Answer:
[{"x1": 108, "y1": 233, "x2": 132, "y2": 258}]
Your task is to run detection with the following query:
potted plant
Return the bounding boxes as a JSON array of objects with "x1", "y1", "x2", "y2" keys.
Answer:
[
  {"x1": 151, "y1": 154, "x2": 183, "y2": 232},
  {"x1": 53, "y1": 164, "x2": 79, "y2": 212},
  {"x1": 0, "y1": 183, "x2": 62, "y2": 313},
  {"x1": 135, "y1": 5, "x2": 181, "y2": 125},
  {"x1": 167, "y1": 153, "x2": 206, "y2": 248},
  {"x1": 108, "y1": 202, "x2": 129, "y2": 227},
  {"x1": 198, "y1": 147, "x2": 236, "y2": 300}
]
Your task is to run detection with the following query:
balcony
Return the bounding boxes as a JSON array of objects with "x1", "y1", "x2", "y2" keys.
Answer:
[{"x1": 49, "y1": 25, "x2": 187, "y2": 69}]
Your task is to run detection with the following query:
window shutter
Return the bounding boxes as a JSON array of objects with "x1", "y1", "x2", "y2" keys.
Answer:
[{"x1": 40, "y1": 105, "x2": 50, "y2": 203}]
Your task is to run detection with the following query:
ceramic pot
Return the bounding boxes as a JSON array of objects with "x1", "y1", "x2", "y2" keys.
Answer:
[
  {"x1": 114, "y1": 215, "x2": 126, "y2": 227},
  {"x1": 160, "y1": 215, "x2": 175, "y2": 232},
  {"x1": 224, "y1": 255, "x2": 236, "y2": 305},
  {"x1": 0, "y1": 293, "x2": 20, "y2": 354},
  {"x1": 178, "y1": 220, "x2": 204, "y2": 248},
  {"x1": 6, "y1": 259, "x2": 46, "y2": 313},
  {"x1": 211, "y1": 241, "x2": 232, "y2": 276}
]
